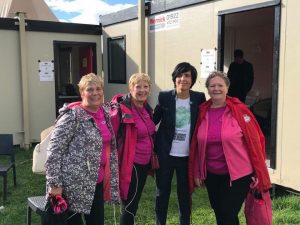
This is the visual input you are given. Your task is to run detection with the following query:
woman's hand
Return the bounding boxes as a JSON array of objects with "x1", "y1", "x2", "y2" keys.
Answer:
[
  {"x1": 48, "y1": 186, "x2": 63, "y2": 196},
  {"x1": 194, "y1": 178, "x2": 203, "y2": 187}
]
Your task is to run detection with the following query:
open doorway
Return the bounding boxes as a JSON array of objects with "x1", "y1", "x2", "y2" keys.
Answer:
[
  {"x1": 218, "y1": 5, "x2": 281, "y2": 169},
  {"x1": 53, "y1": 41, "x2": 97, "y2": 115}
]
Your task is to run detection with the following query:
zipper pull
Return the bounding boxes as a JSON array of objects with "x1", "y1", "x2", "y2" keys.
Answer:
[{"x1": 87, "y1": 160, "x2": 90, "y2": 171}]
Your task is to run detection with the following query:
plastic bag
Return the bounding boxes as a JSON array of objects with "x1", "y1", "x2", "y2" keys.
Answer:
[{"x1": 244, "y1": 189, "x2": 272, "y2": 225}]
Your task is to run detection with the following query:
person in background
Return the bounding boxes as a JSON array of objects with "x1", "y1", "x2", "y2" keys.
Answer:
[
  {"x1": 227, "y1": 49, "x2": 254, "y2": 103},
  {"x1": 110, "y1": 73, "x2": 155, "y2": 225},
  {"x1": 154, "y1": 62, "x2": 206, "y2": 225},
  {"x1": 46, "y1": 73, "x2": 120, "y2": 225},
  {"x1": 189, "y1": 71, "x2": 271, "y2": 225}
]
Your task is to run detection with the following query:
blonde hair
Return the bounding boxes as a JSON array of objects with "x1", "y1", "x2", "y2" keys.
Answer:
[
  {"x1": 78, "y1": 73, "x2": 104, "y2": 93},
  {"x1": 205, "y1": 71, "x2": 230, "y2": 88},
  {"x1": 128, "y1": 73, "x2": 151, "y2": 90}
]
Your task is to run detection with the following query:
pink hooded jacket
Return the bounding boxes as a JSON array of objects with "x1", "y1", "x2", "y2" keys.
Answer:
[{"x1": 110, "y1": 94, "x2": 154, "y2": 200}]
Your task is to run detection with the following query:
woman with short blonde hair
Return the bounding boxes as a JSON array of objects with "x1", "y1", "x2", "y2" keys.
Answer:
[
  {"x1": 78, "y1": 73, "x2": 104, "y2": 93},
  {"x1": 129, "y1": 73, "x2": 152, "y2": 90},
  {"x1": 46, "y1": 73, "x2": 119, "y2": 225},
  {"x1": 110, "y1": 73, "x2": 155, "y2": 225}
]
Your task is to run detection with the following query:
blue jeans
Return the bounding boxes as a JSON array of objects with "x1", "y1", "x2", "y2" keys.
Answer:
[{"x1": 155, "y1": 156, "x2": 190, "y2": 225}]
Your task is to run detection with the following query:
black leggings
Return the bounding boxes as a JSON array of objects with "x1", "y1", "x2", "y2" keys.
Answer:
[
  {"x1": 120, "y1": 163, "x2": 149, "y2": 225},
  {"x1": 205, "y1": 172, "x2": 252, "y2": 225},
  {"x1": 67, "y1": 182, "x2": 104, "y2": 225}
]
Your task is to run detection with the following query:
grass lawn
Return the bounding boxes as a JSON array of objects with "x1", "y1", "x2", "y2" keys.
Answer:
[{"x1": 0, "y1": 147, "x2": 300, "y2": 225}]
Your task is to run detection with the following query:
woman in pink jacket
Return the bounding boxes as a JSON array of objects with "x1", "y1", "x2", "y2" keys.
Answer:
[
  {"x1": 189, "y1": 71, "x2": 271, "y2": 225},
  {"x1": 110, "y1": 73, "x2": 155, "y2": 225}
]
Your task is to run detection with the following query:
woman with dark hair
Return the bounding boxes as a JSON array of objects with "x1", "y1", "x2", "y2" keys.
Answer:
[{"x1": 154, "y1": 62, "x2": 206, "y2": 225}]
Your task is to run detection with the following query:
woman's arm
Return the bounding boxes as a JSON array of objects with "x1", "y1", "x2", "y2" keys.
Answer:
[
  {"x1": 46, "y1": 110, "x2": 78, "y2": 189},
  {"x1": 153, "y1": 93, "x2": 163, "y2": 125},
  {"x1": 48, "y1": 186, "x2": 63, "y2": 196}
]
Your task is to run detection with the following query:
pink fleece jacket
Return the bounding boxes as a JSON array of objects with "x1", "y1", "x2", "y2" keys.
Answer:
[
  {"x1": 189, "y1": 97, "x2": 271, "y2": 193},
  {"x1": 194, "y1": 106, "x2": 254, "y2": 182}
]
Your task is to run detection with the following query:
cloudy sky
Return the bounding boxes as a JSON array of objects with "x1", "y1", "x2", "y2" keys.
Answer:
[{"x1": 45, "y1": 0, "x2": 138, "y2": 24}]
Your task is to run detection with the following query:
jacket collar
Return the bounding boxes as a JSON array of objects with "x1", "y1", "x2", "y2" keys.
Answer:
[
  {"x1": 172, "y1": 89, "x2": 196, "y2": 105},
  {"x1": 114, "y1": 93, "x2": 153, "y2": 124}
]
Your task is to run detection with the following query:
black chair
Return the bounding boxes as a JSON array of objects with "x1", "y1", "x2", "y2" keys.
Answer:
[
  {"x1": 27, "y1": 196, "x2": 46, "y2": 225},
  {"x1": 0, "y1": 134, "x2": 16, "y2": 203}
]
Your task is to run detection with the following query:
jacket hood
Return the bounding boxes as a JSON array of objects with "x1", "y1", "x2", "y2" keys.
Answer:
[
  {"x1": 199, "y1": 96, "x2": 242, "y2": 110},
  {"x1": 58, "y1": 101, "x2": 81, "y2": 115},
  {"x1": 226, "y1": 96, "x2": 243, "y2": 105},
  {"x1": 111, "y1": 93, "x2": 128, "y2": 104},
  {"x1": 67, "y1": 101, "x2": 81, "y2": 108},
  {"x1": 57, "y1": 102, "x2": 95, "y2": 125},
  {"x1": 111, "y1": 93, "x2": 153, "y2": 113}
]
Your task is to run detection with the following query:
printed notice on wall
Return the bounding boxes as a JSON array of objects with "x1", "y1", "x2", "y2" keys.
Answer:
[
  {"x1": 200, "y1": 49, "x2": 216, "y2": 78},
  {"x1": 149, "y1": 11, "x2": 180, "y2": 32},
  {"x1": 39, "y1": 61, "x2": 54, "y2": 81}
]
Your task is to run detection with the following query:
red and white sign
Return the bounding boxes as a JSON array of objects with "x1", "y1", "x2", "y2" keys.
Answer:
[{"x1": 149, "y1": 11, "x2": 180, "y2": 32}]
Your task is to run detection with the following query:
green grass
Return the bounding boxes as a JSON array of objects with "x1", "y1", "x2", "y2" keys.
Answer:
[
  {"x1": 0, "y1": 147, "x2": 46, "y2": 225},
  {"x1": 1, "y1": 148, "x2": 300, "y2": 225}
]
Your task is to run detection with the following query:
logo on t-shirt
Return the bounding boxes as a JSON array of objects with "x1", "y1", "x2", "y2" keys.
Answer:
[
  {"x1": 176, "y1": 106, "x2": 190, "y2": 128},
  {"x1": 170, "y1": 98, "x2": 191, "y2": 156},
  {"x1": 172, "y1": 104, "x2": 190, "y2": 143}
]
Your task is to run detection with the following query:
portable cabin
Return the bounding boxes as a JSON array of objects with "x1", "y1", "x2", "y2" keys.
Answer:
[
  {"x1": 100, "y1": 0, "x2": 300, "y2": 192},
  {"x1": 0, "y1": 0, "x2": 102, "y2": 147}
]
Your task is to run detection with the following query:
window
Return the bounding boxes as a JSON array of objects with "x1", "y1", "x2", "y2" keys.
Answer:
[
  {"x1": 53, "y1": 41, "x2": 96, "y2": 116},
  {"x1": 107, "y1": 36, "x2": 126, "y2": 83}
]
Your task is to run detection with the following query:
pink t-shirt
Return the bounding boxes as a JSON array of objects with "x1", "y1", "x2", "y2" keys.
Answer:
[
  {"x1": 132, "y1": 105, "x2": 155, "y2": 165},
  {"x1": 206, "y1": 106, "x2": 229, "y2": 174},
  {"x1": 84, "y1": 106, "x2": 112, "y2": 183}
]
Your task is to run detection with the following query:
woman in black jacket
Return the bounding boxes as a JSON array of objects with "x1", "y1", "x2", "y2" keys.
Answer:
[{"x1": 153, "y1": 62, "x2": 206, "y2": 225}]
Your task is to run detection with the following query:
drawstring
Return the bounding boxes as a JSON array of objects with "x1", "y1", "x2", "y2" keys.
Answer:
[
  {"x1": 66, "y1": 212, "x2": 79, "y2": 221},
  {"x1": 113, "y1": 204, "x2": 117, "y2": 225},
  {"x1": 123, "y1": 164, "x2": 138, "y2": 224}
]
